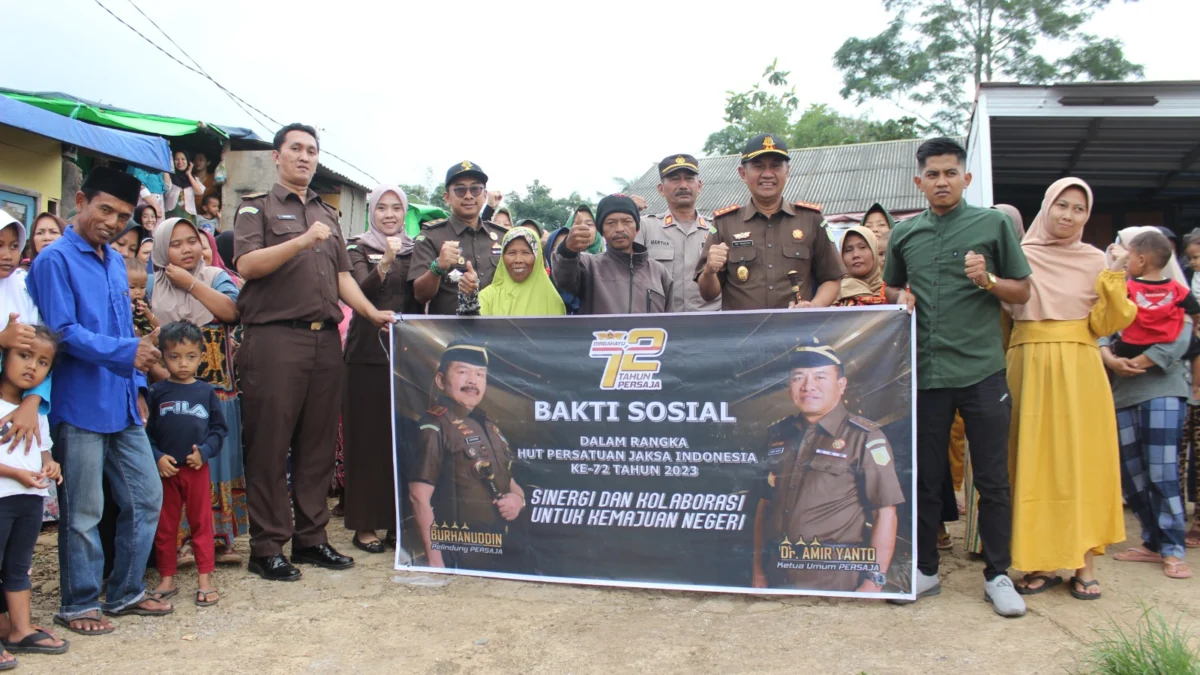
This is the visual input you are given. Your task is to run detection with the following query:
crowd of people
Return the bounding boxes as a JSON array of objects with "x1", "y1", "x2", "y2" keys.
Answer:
[{"x1": 0, "y1": 122, "x2": 1195, "y2": 666}]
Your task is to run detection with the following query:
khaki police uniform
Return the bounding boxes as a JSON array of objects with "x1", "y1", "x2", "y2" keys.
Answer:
[
  {"x1": 233, "y1": 183, "x2": 351, "y2": 557},
  {"x1": 761, "y1": 405, "x2": 905, "y2": 591},
  {"x1": 407, "y1": 215, "x2": 510, "y2": 315},
  {"x1": 412, "y1": 398, "x2": 519, "y2": 570},
  {"x1": 697, "y1": 200, "x2": 845, "y2": 310},
  {"x1": 637, "y1": 212, "x2": 719, "y2": 312}
]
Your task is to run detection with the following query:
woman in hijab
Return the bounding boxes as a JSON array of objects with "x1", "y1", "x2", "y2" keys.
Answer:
[
  {"x1": 458, "y1": 225, "x2": 566, "y2": 316},
  {"x1": 994, "y1": 204, "x2": 1026, "y2": 239},
  {"x1": 148, "y1": 218, "x2": 250, "y2": 569},
  {"x1": 342, "y1": 185, "x2": 419, "y2": 553},
  {"x1": 835, "y1": 226, "x2": 887, "y2": 306},
  {"x1": 543, "y1": 206, "x2": 601, "y2": 314},
  {"x1": 860, "y1": 203, "x2": 895, "y2": 265},
  {"x1": 163, "y1": 150, "x2": 206, "y2": 218},
  {"x1": 1004, "y1": 178, "x2": 1135, "y2": 599},
  {"x1": 110, "y1": 222, "x2": 149, "y2": 259}
]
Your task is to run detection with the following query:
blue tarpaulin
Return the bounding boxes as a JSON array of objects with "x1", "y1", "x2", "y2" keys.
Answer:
[{"x1": 0, "y1": 95, "x2": 172, "y2": 172}]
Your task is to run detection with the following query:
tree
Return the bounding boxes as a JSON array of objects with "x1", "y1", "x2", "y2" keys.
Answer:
[
  {"x1": 834, "y1": 0, "x2": 1145, "y2": 134},
  {"x1": 503, "y1": 180, "x2": 592, "y2": 232},
  {"x1": 704, "y1": 61, "x2": 918, "y2": 155},
  {"x1": 401, "y1": 168, "x2": 447, "y2": 210}
]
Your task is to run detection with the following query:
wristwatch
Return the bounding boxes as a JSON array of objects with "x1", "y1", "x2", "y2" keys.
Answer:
[
  {"x1": 981, "y1": 272, "x2": 997, "y2": 290},
  {"x1": 869, "y1": 572, "x2": 887, "y2": 587}
]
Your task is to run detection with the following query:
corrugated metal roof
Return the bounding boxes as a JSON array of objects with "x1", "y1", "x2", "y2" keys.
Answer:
[{"x1": 625, "y1": 137, "x2": 957, "y2": 218}]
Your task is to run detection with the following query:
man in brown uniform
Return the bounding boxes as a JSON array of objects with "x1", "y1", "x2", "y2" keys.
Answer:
[
  {"x1": 234, "y1": 123, "x2": 394, "y2": 581},
  {"x1": 409, "y1": 162, "x2": 510, "y2": 314},
  {"x1": 409, "y1": 344, "x2": 526, "y2": 571},
  {"x1": 752, "y1": 344, "x2": 904, "y2": 593},
  {"x1": 696, "y1": 133, "x2": 845, "y2": 310}
]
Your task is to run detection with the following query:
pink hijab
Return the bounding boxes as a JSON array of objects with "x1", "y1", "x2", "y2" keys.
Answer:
[
  {"x1": 1007, "y1": 178, "x2": 1107, "y2": 322},
  {"x1": 360, "y1": 184, "x2": 410, "y2": 255}
]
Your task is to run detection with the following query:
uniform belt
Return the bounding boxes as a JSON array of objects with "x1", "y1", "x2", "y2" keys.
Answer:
[{"x1": 261, "y1": 319, "x2": 338, "y2": 331}]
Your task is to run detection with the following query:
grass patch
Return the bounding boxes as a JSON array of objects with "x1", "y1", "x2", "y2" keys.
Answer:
[{"x1": 1079, "y1": 605, "x2": 1199, "y2": 674}]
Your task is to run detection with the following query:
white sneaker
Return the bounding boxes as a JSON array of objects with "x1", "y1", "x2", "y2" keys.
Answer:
[
  {"x1": 888, "y1": 570, "x2": 941, "y2": 604},
  {"x1": 984, "y1": 576, "x2": 1027, "y2": 618}
]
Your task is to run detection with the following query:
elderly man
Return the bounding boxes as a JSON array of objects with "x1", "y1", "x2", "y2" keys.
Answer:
[
  {"x1": 553, "y1": 194, "x2": 674, "y2": 314},
  {"x1": 234, "y1": 123, "x2": 394, "y2": 581},
  {"x1": 636, "y1": 154, "x2": 719, "y2": 311},
  {"x1": 29, "y1": 166, "x2": 171, "y2": 634}
]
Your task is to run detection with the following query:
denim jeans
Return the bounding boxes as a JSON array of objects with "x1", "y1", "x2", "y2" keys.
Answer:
[{"x1": 52, "y1": 423, "x2": 162, "y2": 618}]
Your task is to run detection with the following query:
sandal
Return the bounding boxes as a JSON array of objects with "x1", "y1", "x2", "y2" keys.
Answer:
[
  {"x1": 148, "y1": 588, "x2": 179, "y2": 601},
  {"x1": 52, "y1": 612, "x2": 114, "y2": 636},
  {"x1": 1163, "y1": 561, "x2": 1194, "y2": 579},
  {"x1": 1016, "y1": 573, "x2": 1062, "y2": 595},
  {"x1": 177, "y1": 543, "x2": 195, "y2": 568},
  {"x1": 1186, "y1": 528, "x2": 1200, "y2": 549},
  {"x1": 0, "y1": 651, "x2": 14, "y2": 671},
  {"x1": 1113, "y1": 546, "x2": 1163, "y2": 563},
  {"x1": 103, "y1": 598, "x2": 174, "y2": 617},
  {"x1": 2, "y1": 629, "x2": 69, "y2": 655},
  {"x1": 195, "y1": 589, "x2": 219, "y2": 607},
  {"x1": 1068, "y1": 576, "x2": 1102, "y2": 600},
  {"x1": 215, "y1": 550, "x2": 243, "y2": 565}
]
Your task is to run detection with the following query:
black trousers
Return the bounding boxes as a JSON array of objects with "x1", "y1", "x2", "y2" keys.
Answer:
[{"x1": 916, "y1": 371, "x2": 1012, "y2": 580}]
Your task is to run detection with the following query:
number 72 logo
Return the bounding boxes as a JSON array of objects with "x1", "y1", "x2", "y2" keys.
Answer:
[{"x1": 588, "y1": 328, "x2": 668, "y2": 391}]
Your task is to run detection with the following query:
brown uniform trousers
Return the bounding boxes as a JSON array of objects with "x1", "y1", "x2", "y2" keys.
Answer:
[
  {"x1": 233, "y1": 183, "x2": 351, "y2": 557},
  {"x1": 696, "y1": 200, "x2": 845, "y2": 310},
  {"x1": 761, "y1": 406, "x2": 905, "y2": 591}
]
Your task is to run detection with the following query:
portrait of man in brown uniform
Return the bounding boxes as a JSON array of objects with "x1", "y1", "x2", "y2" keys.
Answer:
[
  {"x1": 696, "y1": 133, "x2": 845, "y2": 310},
  {"x1": 233, "y1": 122, "x2": 394, "y2": 582},
  {"x1": 409, "y1": 343, "x2": 527, "y2": 571},
  {"x1": 752, "y1": 344, "x2": 904, "y2": 593}
]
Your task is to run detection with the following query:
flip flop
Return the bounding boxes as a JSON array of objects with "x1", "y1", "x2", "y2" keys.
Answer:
[
  {"x1": 1164, "y1": 561, "x2": 1194, "y2": 579},
  {"x1": 103, "y1": 599, "x2": 174, "y2": 617},
  {"x1": 1068, "y1": 577, "x2": 1102, "y2": 600},
  {"x1": 148, "y1": 588, "x2": 179, "y2": 601},
  {"x1": 1185, "y1": 529, "x2": 1200, "y2": 548},
  {"x1": 52, "y1": 613, "x2": 114, "y2": 636},
  {"x1": 0, "y1": 651, "x2": 14, "y2": 671},
  {"x1": 195, "y1": 589, "x2": 219, "y2": 607},
  {"x1": 2, "y1": 630, "x2": 69, "y2": 655},
  {"x1": 1113, "y1": 546, "x2": 1163, "y2": 563},
  {"x1": 1016, "y1": 574, "x2": 1063, "y2": 595}
]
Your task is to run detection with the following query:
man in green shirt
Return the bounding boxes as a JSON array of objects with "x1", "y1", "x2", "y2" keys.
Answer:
[{"x1": 883, "y1": 137, "x2": 1032, "y2": 617}]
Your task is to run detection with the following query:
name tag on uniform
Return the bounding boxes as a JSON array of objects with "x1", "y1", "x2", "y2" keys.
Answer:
[
  {"x1": 466, "y1": 436, "x2": 481, "y2": 443},
  {"x1": 731, "y1": 240, "x2": 754, "y2": 247},
  {"x1": 815, "y1": 448, "x2": 847, "y2": 458},
  {"x1": 650, "y1": 239, "x2": 671, "y2": 247},
  {"x1": 491, "y1": 244, "x2": 502, "y2": 255},
  {"x1": 277, "y1": 214, "x2": 297, "y2": 220},
  {"x1": 768, "y1": 441, "x2": 785, "y2": 455}
]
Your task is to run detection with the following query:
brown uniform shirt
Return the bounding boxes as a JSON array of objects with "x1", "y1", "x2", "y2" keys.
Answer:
[
  {"x1": 412, "y1": 399, "x2": 515, "y2": 530},
  {"x1": 695, "y1": 201, "x2": 845, "y2": 310},
  {"x1": 344, "y1": 241, "x2": 419, "y2": 364},
  {"x1": 761, "y1": 405, "x2": 905, "y2": 591},
  {"x1": 233, "y1": 183, "x2": 351, "y2": 325},
  {"x1": 407, "y1": 215, "x2": 509, "y2": 315}
]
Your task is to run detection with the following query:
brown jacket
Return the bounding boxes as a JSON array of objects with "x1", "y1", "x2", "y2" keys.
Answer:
[
  {"x1": 344, "y1": 239, "x2": 421, "y2": 365},
  {"x1": 552, "y1": 242, "x2": 675, "y2": 314}
]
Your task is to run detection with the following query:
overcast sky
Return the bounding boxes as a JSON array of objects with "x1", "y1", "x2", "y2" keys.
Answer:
[{"x1": 4, "y1": 0, "x2": 1198, "y2": 198}]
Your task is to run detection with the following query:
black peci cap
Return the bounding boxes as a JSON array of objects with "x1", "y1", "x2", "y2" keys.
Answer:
[
  {"x1": 82, "y1": 166, "x2": 142, "y2": 207},
  {"x1": 659, "y1": 154, "x2": 700, "y2": 178},
  {"x1": 445, "y1": 160, "x2": 488, "y2": 188},
  {"x1": 439, "y1": 342, "x2": 489, "y2": 370},
  {"x1": 741, "y1": 133, "x2": 790, "y2": 163}
]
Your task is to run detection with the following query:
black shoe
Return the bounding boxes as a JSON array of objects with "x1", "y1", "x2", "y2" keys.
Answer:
[
  {"x1": 352, "y1": 536, "x2": 385, "y2": 554},
  {"x1": 291, "y1": 543, "x2": 355, "y2": 570},
  {"x1": 247, "y1": 554, "x2": 302, "y2": 582},
  {"x1": 384, "y1": 533, "x2": 397, "y2": 550}
]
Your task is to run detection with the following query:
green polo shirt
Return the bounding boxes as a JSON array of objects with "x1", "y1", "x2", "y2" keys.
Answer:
[{"x1": 883, "y1": 200, "x2": 1031, "y2": 390}]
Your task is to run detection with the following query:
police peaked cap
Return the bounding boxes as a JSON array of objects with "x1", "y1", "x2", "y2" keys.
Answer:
[{"x1": 788, "y1": 344, "x2": 843, "y2": 370}]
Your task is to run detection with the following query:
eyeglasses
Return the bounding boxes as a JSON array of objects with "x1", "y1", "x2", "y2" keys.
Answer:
[{"x1": 450, "y1": 185, "x2": 485, "y2": 198}]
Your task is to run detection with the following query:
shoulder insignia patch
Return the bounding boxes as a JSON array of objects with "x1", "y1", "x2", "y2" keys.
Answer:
[
  {"x1": 794, "y1": 200, "x2": 823, "y2": 212},
  {"x1": 427, "y1": 405, "x2": 448, "y2": 417},
  {"x1": 420, "y1": 423, "x2": 440, "y2": 432},
  {"x1": 848, "y1": 415, "x2": 881, "y2": 432},
  {"x1": 707, "y1": 224, "x2": 717, "y2": 235},
  {"x1": 346, "y1": 244, "x2": 358, "y2": 251},
  {"x1": 712, "y1": 203, "x2": 741, "y2": 217},
  {"x1": 414, "y1": 233, "x2": 427, "y2": 242},
  {"x1": 422, "y1": 218, "x2": 448, "y2": 229},
  {"x1": 237, "y1": 206, "x2": 259, "y2": 216}
]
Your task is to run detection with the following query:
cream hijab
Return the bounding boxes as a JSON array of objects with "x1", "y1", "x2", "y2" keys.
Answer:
[
  {"x1": 837, "y1": 226, "x2": 883, "y2": 300},
  {"x1": 151, "y1": 218, "x2": 223, "y2": 326},
  {"x1": 1116, "y1": 226, "x2": 1188, "y2": 286},
  {"x1": 1008, "y1": 178, "x2": 1107, "y2": 322}
]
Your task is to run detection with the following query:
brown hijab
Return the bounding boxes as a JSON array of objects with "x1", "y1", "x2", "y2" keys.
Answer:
[
  {"x1": 837, "y1": 226, "x2": 884, "y2": 301},
  {"x1": 1007, "y1": 178, "x2": 1106, "y2": 322}
]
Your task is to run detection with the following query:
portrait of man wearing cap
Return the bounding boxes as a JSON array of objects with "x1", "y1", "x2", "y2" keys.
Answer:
[
  {"x1": 408, "y1": 343, "x2": 527, "y2": 571},
  {"x1": 635, "y1": 154, "x2": 719, "y2": 312},
  {"x1": 552, "y1": 194, "x2": 675, "y2": 314},
  {"x1": 696, "y1": 133, "x2": 845, "y2": 311},
  {"x1": 752, "y1": 344, "x2": 904, "y2": 593},
  {"x1": 409, "y1": 161, "x2": 510, "y2": 315}
]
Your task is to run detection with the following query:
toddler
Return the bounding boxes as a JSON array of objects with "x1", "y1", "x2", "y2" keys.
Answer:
[{"x1": 1111, "y1": 230, "x2": 1200, "y2": 359}]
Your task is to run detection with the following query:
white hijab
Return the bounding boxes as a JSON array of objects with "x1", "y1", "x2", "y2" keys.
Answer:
[{"x1": 1115, "y1": 226, "x2": 1187, "y2": 286}]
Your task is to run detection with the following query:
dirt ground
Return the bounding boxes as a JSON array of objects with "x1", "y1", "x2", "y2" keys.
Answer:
[{"x1": 21, "y1": 507, "x2": 1200, "y2": 675}]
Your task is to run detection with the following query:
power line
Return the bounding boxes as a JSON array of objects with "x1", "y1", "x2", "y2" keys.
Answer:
[{"x1": 92, "y1": 0, "x2": 379, "y2": 183}]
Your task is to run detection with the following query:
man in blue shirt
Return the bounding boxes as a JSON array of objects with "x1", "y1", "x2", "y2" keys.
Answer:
[{"x1": 28, "y1": 167, "x2": 171, "y2": 635}]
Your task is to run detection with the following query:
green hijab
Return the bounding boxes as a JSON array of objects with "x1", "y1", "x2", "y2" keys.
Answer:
[
  {"x1": 479, "y1": 226, "x2": 566, "y2": 317},
  {"x1": 564, "y1": 205, "x2": 603, "y2": 255}
]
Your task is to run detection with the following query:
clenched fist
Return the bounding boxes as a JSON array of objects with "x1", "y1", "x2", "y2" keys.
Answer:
[
  {"x1": 565, "y1": 221, "x2": 595, "y2": 254},
  {"x1": 964, "y1": 250, "x2": 989, "y2": 287},
  {"x1": 437, "y1": 241, "x2": 462, "y2": 270},
  {"x1": 305, "y1": 221, "x2": 333, "y2": 247},
  {"x1": 705, "y1": 242, "x2": 729, "y2": 274}
]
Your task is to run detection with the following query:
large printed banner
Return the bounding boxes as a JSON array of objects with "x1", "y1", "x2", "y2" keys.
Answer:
[{"x1": 391, "y1": 307, "x2": 916, "y2": 599}]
